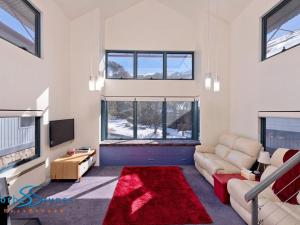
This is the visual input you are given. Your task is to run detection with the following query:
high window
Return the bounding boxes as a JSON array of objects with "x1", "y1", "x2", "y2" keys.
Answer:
[
  {"x1": 0, "y1": 0, "x2": 41, "y2": 57},
  {"x1": 262, "y1": 0, "x2": 300, "y2": 60},
  {"x1": 106, "y1": 51, "x2": 194, "y2": 80},
  {"x1": 0, "y1": 116, "x2": 40, "y2": 172},
  {"x1": 101, "y1": 100, "x2": 199, "y2": 140}
]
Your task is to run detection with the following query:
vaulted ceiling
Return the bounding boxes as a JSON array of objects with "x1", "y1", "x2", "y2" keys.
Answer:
[{"x1": 54, "y1": 0, "x2": 253, "y2": 22}]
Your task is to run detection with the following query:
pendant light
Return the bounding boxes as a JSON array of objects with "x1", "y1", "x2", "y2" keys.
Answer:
[
  {"x1": 213, "y1": 75, "x2": 220, "y2": 92},
  {"x1": 89, "y1": 75, "x2": 95, "y2": 91},
  {"x1": 204, "y1": 0, "x2": 212, "y2": 91},
  {"x1": 205, "y1": 72, "x2": 213, "y2": 90},
  {"x1": 204, "y1": 0, "x2": 221, "y2": 93}
]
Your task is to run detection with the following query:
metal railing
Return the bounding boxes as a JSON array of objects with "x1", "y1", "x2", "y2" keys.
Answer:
[{"x1": 245, "y1": 151, "x2": 300, "y2": 225}]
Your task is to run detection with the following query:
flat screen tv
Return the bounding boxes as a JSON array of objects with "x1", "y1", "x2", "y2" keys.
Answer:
[{"x1": 49, "y1": 119, "x2": 74, "y2": 147}]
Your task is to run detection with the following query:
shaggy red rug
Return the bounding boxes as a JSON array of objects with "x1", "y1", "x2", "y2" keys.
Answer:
[{"x1": 103, "y1": 166, "x2": 212, "y2": 225}]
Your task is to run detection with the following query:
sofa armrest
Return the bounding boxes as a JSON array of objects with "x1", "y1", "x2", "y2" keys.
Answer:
[{"x1": 195, "y1": 144, "x2": 215, "y2": 154}]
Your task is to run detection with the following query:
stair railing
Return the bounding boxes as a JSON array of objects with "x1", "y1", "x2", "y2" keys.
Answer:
[{"x1": 244, "y1": 151, "x2": 300, "y2": 225}]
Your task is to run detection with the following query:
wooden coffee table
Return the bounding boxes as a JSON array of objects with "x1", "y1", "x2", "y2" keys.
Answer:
[{"x1": 212, "y1": 174, "x2": 246, "y2": 204}]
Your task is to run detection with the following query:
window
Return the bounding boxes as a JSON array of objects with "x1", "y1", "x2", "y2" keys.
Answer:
[
  {"x1": 166, "y1": 102, "x2": 192, "y2": 139},
  {"x1": 261, "y1": 117, "x2": 300, "y2": 155},
  {"x1": 0, "y1": 0, "x2": 41, "y2": 57},
  {"x1": 102, "y1": 100, "x2": 199, "y2": 140},
  {"x1": 107, "y1": 101, "x2": 134, "y2": 139},
  {"x1": 167, "y1": 53, "x2": 193, "y2": 79},
  {"x1": 0, "y1": 116, "x2": 40, "y2": 172},
  {"x1": 105, "y1": 51, "x2": 194, "y2": 80},
  {"x1": 106, "y1": 52, "x2": 134, "y2": 79},
  {"x1": 20, "y1": 117, "x2": 34, "y2": 127},
  {"x1": 137, "y1": 53, "x2": 163, "y2": 79},
  {"x1": 262, "y1": 0, "x2": 300, "y2": 60},
  {"x1": 137, "y1": 101, "x2": 163, "y2": 139}
]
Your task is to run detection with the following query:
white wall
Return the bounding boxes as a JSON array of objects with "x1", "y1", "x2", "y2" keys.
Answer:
[
  {"x1": 104, "y1": 0, "x2": 231, "y2": 144},
  {"x1": 230, "y1": 0, "x2": 300, "y2": 140},
  {"x1": 0, "y1": 0, "x2": 71, "y2": 197},
  {"x1": 70, "y1": 9, "x2": 104, "y2": 165}
]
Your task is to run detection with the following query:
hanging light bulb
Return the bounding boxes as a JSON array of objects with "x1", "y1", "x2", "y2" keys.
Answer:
[
  {"x1": 205, "y1": 73, "x2": 213, "y2": 90},
  {"x1": 95, "y1": 74, "x2": 104, "y2": 91},
  {"x1": 89, "y1": 76, "x2": 95, "y2": 91},
  {"x1": 213, "y1": 75, "x2": 220, "y2": 92}
]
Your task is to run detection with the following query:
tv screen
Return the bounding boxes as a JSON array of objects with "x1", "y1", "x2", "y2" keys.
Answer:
[{"x1": 49, "y1": 119, "x2": 74, "y2": 147}]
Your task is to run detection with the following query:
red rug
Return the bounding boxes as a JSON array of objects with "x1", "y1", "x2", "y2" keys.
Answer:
[{"x1": 103, "y1": 166, "x2": 212, "y2": 225}]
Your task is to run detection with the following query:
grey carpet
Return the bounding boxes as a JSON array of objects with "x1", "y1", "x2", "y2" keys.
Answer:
[{"x1": 11, "y1": 166, "x2": 246, "y2": 225}]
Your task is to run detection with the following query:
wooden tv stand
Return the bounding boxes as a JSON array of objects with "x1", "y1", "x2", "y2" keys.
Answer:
[{"x1": 51, "y1": 150, "x2": 96, "y2": 181}]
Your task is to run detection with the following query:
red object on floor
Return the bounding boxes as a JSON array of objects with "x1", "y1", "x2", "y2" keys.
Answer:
[
  {"x1": 103, "y1": 166, "x2": 212, "y2": 225},
  {"x1": 213, "y1": 174, "x2": 246, "y2": 204},
  {"x1": 272, "y1": 149, "x2": 300, "y2": 205}
]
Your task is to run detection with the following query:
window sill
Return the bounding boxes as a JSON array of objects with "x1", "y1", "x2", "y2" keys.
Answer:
[{"x1": 100, "y1": 140, "x2": 200, "y2": 147}]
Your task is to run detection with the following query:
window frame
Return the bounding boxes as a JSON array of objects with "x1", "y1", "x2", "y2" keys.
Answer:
[
  {"x1": 261, "y1": 0, "x2": 300, "y2": 61},
  {"x1": 105, "y1": 50, "x2": 194, "y2": 80},
  {"x1": 0, "y1": 116, "x2": 41, "y2": 173},
  {"x1": 101, "y1": 100, "x2": 199, "y2": 141},
  {"x1": 0, "y1": 0, "x2": 41, "y2": 58}
]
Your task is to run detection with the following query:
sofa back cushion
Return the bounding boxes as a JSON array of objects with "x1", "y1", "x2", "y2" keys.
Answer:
[
  {"x1": 223, "y1": 137, "x2": 262, "y2": 169},
  {"x1": 261, "y1": 148, "x2": 288, "y2": 181},
  {"x1": 233, "y1": 137, "x2": 262, "y2": 158},
  {"x1": 218, "y1": 133, "x2": 238, "y2": 148},
  {"x1": 226, "y1": 150, "x2": 255, "y2": 169},
  {"x1": 215, "y1": 144, "x2": 231, "y2": 158}
]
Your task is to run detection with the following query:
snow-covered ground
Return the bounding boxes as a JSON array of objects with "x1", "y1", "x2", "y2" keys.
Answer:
[{"x1": 108, "y1": 119, "x2": 191, "y2": 139}]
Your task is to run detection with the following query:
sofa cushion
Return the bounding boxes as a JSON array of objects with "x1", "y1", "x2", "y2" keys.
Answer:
[
  {"x1": 218, "y1": 133, "x2": 238, "y2": 148},
  {"x1": 226, "y1": 150, "x2": 255, "y2": 169},
  {"x1": 228, "y1": 179, "x2": 279, "y2": 211},
  {"x1": 194, "y1": 152, "x2": 220, "y2": 168},
  {"x1": 260, "y1": 148, "x2": 288, "y2": 181},
  {"x1": 270, "y1": 148, "x2": 289, "y2": 167},
  {"x1": 233, "y1": 137, "x2": 262, "y2": 158},
  {"x1": 207, "y1": 159, "x2": 241, "y2": 175},
  {"x1": 259, "y1": 202, "x2": 300, "y2": 225},
  {"x1": 215, "y1": 144, "x2": 231, "y2": 158},
  {"x1": 261, "y1": 165, "x2": 278, "y2": 181},
  {"x1": 194, "y1": 152, "x2": 240, "y2": 175}
]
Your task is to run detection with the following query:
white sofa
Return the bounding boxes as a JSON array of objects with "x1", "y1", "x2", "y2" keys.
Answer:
[
  {"x1": 194, "y1": 133, "x2": 262, "y2": 185},
  {"x1": 228, "y1": 148, "x2": 300, "y2": 225}
]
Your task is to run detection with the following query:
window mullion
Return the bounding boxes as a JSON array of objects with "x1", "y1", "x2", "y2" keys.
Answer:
[
  {"x1": 163, "y1": 100, "x2": 167, "y2": 139},
  {"x1": 133, "y1": 100, "x2": 137, "y2": 139},
  {"x1": 134, "y1": 51, "x2": 138, "y2": 79},
  {"x1": 163, "y1": 52, "x2": 167, "y2": 80}
]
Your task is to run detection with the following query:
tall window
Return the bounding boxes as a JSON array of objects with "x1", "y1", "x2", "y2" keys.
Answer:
[
  {"x1": 261, "y1": 117, "x2": 300, "y2": 155},
  {"x1": 0, "y1": 116, "x2": 40, "y2": 171},
  {"x1": 166, "y1": 102, "x2": 192, "y2": 139},
  {"x1": 262, "y1": 0, "x2": 300, "y2": 60},
  {"x1": 107, "y1": 101, "x2": 134, "y2": 139},
  {"x1": 102, "y1": 100, "x2": 199, "y2": 140},
  {"x1": 137, "y1": 101, "x2": 163, "y2": 139},
  {"x1": 0, "y1": 0, "x2": 41, "y2": 57},
  {"x1": 106, "y1": 50, "x2": 194, "y2": 80}
]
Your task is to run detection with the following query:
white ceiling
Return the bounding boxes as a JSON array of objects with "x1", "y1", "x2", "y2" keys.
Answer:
[{"x1": 54, "y1": 0, "x2": 252, "y2": 22}]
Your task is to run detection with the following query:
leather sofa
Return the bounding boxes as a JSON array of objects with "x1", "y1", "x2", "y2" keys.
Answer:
[
  {"x1": 228, "y1": 148, "x2": 300, "y2": 225},
  {"x1": 194, "y1": 133, "x2": 262, "y2": 185}
]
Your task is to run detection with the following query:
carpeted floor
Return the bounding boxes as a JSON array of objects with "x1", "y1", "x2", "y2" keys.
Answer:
[{"x1": 11, "y1": 166, "x2": 246, "y2": 225}]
